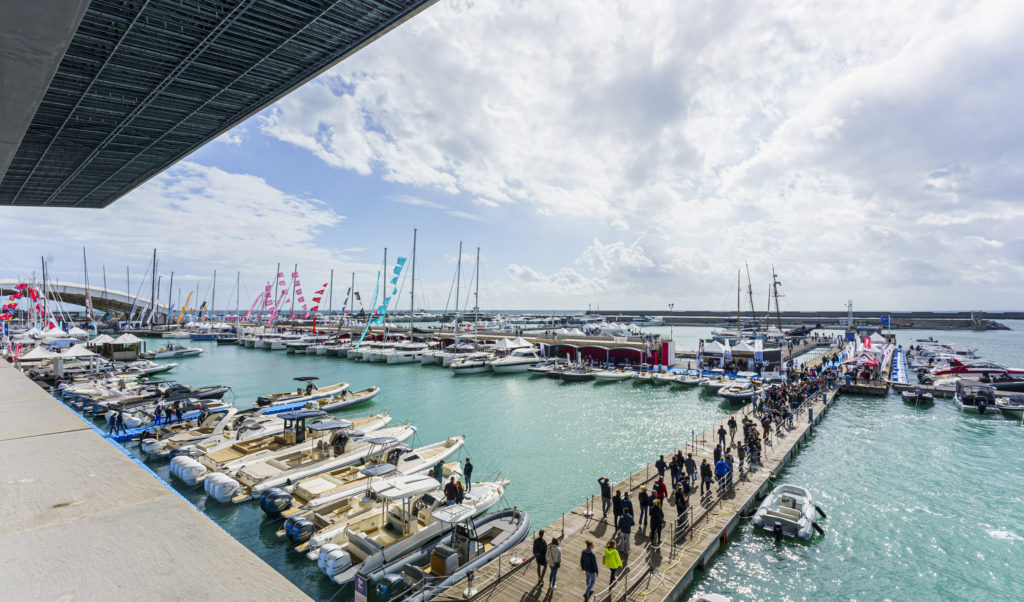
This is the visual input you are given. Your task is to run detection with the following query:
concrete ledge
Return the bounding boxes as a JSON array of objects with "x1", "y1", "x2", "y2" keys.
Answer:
[{"x1": 0, "y1": 359, "x2": 309, "y2": 600}]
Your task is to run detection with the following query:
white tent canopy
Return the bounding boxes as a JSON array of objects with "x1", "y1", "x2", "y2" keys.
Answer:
[
  {"x1": 112, "y1": 333, "x2": 143, "y2": 345},
  {"x1": 733, "y1": 341, "x2": 755, "y2": 352},
  {"x1": 492, "y1": 338, "x2": 514, "y2": 351},
  {"x1": 511, "y1": 336, "x2": 532, "y2": 348},
  {"x1": 89, "y1": 334, "x2": 115, "y2": 345},
  {"x1": 68, "y1": 326, "x2": 90, "y2": 337},
  {"x1": 43, "y1": 327, "x2": 66, "y2": 337},
  {"x1": 18, "y1": 346, "x2": 59, "y2": 360},
  {"x1": 701, "y1": 340, "x2": 726, "y2": 354},
  {"x1": 62, "y1": 344, "x2": 98, "y2": 358},
  {"x1": 869, "y1": 332, "x2": 888, "y2": 345}
]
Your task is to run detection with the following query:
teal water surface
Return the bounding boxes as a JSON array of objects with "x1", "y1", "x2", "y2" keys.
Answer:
[{"x1": 113, "y1": 324, "x2": 1024, "y2": 601}]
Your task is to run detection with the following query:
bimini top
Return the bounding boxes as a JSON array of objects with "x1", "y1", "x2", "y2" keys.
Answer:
[
  {"x1": 293, "y1": 376, "x2": 320, "y2": 381},
  {"x1": 432, "y1": 503, "x2": 475, "y2": 524},
  {"x1": 362, "y1": 436, "x2": 398, "y2": 445},
  {"x1": 359, "y1": 464, "x2": 398, "y2": 477},
  {"x1": 276, "y1": 409, "x2": 328, "y2": 421},
  {"x1": 307, "y1": 419, "x2": 354, "y2": 431},
  {"x1": 371, "y1": 474, "x2": 441, "y2": 500}
]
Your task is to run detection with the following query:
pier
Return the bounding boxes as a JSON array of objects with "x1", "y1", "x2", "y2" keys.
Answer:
[
  {"x1": 432, "y1": 352, "x2": 841, "y2": 602},
  {"x1": 0, "y1": 359, "x2": 309, "y2": 600}
]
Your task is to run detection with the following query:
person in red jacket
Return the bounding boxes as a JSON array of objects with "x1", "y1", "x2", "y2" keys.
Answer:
[{"x1": 653, "y1": 476, "x2": 668, "y2": 502}]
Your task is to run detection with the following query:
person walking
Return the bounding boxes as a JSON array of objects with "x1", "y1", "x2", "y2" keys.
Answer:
[
  {"x1": 533, "y1": 530, "x2": 548, "y2": 580},
  {"x1": 463, "y1": 457, "x2": 473, "y2": 492},
  {"x1": 669, "y1": 457, "x2": 680, "y2": 488},
  {"x1": 655, "y1": 455, "x2": 667, "y2": 479},
  {"x1": 724, "y1": 452, "x2": 734, "y2": 489},
  {"x1": 621, "y1": 492, "x2": 634, "y2": 519},
  {"x1": 715, "y1": 457, "x2": 730, "y2": 493},
  {"x1": 612, "y1": 490, "x2": 623, "y2": 526},
  {"x1": 581, "y1": 540, "x2": 599, "y2": 601},
  {"x1": 700, "y1": 459, "x2": 713, "y2": 496},
  {"x1": 653, "y1": 476, "x2": 668, "y2": 502},
  {"x1": 107, "y1": 411, "x2": 118, "y2": 435},
  {"x1": 649, "y1": 499, "x2": 665, "y2": 546},
  {"x1": 713, "y1": 444, "x2": 722, "y2": 464},
  {"x1": 637, "y1": 485, "x2": 650, "y2": 530},
  {"x1": 546, "y1": 537, "x2": 561, "y2": 589},
  {"x1": 675, "y1": 483, "x2": 688, "y2": 525},
  {"x1": 616, "y1": 508, "x2": 634, "y2": 562},
  {"x1": 728, "y1": 416, "x2": 738, "y2": 442},
  {"x1": 685, "y1": 453, "x2": 697, "y2": 484},
  {"x1": 598, "y1": 477, "x2": 611, "y2": 519},
  {"x1": 604, "y1": 539, "x2": 622, "y2": 585},
  {"x1": 737, "y1": 442, "x2": 746, "y2": 472},
  {"x1": 718, "y1": 424, "x2": 727, "y2": 448}
]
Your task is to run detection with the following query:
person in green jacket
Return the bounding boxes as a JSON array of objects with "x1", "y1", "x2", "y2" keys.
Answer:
[{"x1": 604, "y1": 538, "x2": 623, "y2": 585}]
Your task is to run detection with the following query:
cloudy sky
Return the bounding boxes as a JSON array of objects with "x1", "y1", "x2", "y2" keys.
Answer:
[{"x1": 3, "y1": 0, "x2": 1023, "y2": 312}]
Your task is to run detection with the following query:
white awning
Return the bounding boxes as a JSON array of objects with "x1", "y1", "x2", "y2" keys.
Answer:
[
  {"x1": 18, "y1": 346, "x2": 59, "y2": 360},
  {"x1": 62, "y1": 344, "x2": 98, "y2": 358},
  {"x1": 89, "y1": 334, "x2": 115, "y2": 345},
  {"x1": 112, "y1": 333, "x2": 144, "y2": 345}
]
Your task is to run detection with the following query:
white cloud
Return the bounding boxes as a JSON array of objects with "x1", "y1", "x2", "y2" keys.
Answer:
[
  {"x1": 391, "y1": 195, "x2": 481, "y2": 220},
  {"x1": 251, "y1": 0, "x2": 1024, "y2": 309},
  {"x1": 0, "y1": 162, "x2": 382, "y2": 303}
]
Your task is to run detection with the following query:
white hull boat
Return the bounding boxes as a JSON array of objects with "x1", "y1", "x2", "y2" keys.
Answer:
[{"x1": 751, "y1": 484, "x2": 825, "y2": 541}]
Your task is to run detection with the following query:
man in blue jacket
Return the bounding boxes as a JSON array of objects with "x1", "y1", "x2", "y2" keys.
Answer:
[{"x1": 715, "y1": 458, "x2": 731, "y2": 493}]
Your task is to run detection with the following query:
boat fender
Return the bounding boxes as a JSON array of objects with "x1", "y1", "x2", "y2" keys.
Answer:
[
  {"x1": 260, "y1": 488, "x2": 293, "y2": 518},
  {"x1": 721, "y1": 530, "x2": 727, "y2": 545},
  {"x1": 815, "y1": 505, "x2": 827, "y2": 519},
  {"x1": 288, "y1": 518, "x2": 315, "y2": 544},
  {"x1": 812, "y1": 522, "x2": 825, "y2": 536}
]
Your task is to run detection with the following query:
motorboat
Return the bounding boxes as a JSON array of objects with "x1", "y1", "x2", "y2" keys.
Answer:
[
  {"x1": 205, "y1": 423, "x2": 417, "y2": 503},
  {"x1": 699, "y1": 369, "x2": 730, "y2": 391},
  {"x1": 311, "y1": 386, "x2": 381, "y2": 412},
  {"x1": 900, "y1": 387, "x2": 934, "y2": 406},
  {"x1": 255, "y1": 377, "x2": 350, "y2": 409},
  {"x1": 671, "y1": 369, "x2": 703, "y2": 387},
  {"x1": 158, "y1": 413, "x2": 287, "y2": 458},
  {"x1": 651, "y1": 372, "x2": 677, "y2": 386},
  {"x1": 385, "y1": 342, "x2": 431, "y2": 365},
  {"x1": 632, "y1": 371, "x2": 654, "y2": 384},
  {"x1": 717, "y1": 380, "x2": 758, "y2": 404},
  {"x1": 932, "y1": 359, "x2": 1024, "y2": 378},
  {"x1": 489, "y1": 348, "x2": 544, "y2": 373},
  {"x1": 140, "y1": 408, "x2": 243, "y2": 456},
  {"x1": 526, "y1": 360, "x2": 562, "y2": 376},
  {"x1": 449, "y1": 352, "x2": 494, "y2": 375},
  {"x1": 955, "y1": 381, "x2": 996, "y2": 414},
  {"x1": 977, "y1": 372, "x2": 1024, "y2": 393},
  {"x1": 261, "y1": 436, "x2": 465, "y2": 522},
  {"x1": 593, "y1": 368, "x2": 635, "y2": 382},
  {"x1": 362, "y1": 506, "x2": 530, "y2": 602},
  {"x1": 316, "y1": 475, "x2": 507, "y2": 584},
  {"x1": 750, "y1": 484, "x2": 825, "y2": 541},
  {"x1": 368, "y1": 342, "x2": 404, "y2": 362},
  {"x1": 995, "y1": 394, "x2": 1024, "y2": 420},
  {"x1": 631, "y1": 316, "x2": 664, "y2": 327},
  {"x1": 439, "y1": 343, "x2": 479, "y2": 368},
  {"x1": 161, "y1": 330, "x2": 192, "y2": 339},
  {"x1": 169, "y1": 411, "x2": 391, "y2": 485},
  {"x1": 142, "y1": 344, "x2": 203, "y2": 359},
  {"x1": 559, "y1": 364, "x2": 599, "y2": 382}
]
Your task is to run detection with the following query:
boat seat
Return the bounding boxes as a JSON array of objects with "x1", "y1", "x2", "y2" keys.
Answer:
[{"x1": 766, "y1": 507, "x2": 802, "y2": 521}]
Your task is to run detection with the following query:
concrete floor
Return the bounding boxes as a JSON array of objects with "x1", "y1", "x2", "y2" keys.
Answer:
[{"x1": 0, "y1": 359, "x2": 310, "y2": 600}]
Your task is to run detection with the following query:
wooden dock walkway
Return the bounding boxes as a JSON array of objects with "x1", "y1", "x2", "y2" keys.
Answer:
[{"x1": 431, "y1": 351, "x2": 841, "y2": 602}]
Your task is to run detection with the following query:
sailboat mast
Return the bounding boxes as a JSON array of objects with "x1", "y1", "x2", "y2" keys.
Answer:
[
  {"x1": 271, "y1": 262, "x2": 281, "y2": 323},
  {"x1": 167, "y1": 272, "x2": 174, "y2": 326},
  {"x1": 151, "y1": 248, "x2": 157, "y2": 322},
  {"x1": 212, "y1": 269, "x2": 217, "y2": 320},
  {"x1": 474, "y1": 246, "x2": 480, "y2": 325},
  {"x1": 772, "y1": 266, "x2": 783, "y2": 331},
  {"x1": 40, "y1": 256, "x2": 47, "y2": 327},
  {"x1": 745, "y1": 262, "x2": 756, "y2": 326},
  {"x1": 328, "y1": 269, "x2": 334, "y2": 313},
  {"x1": 454, "y1": 241, "x2": 462, "y2": 334},
  {"x1": 235, "y1": 271, "x2": 240, "y2": 321},
  {"x1": 410, "y1": 228, "x2": 417, "y2": 332},
  {"x1": 82, "y1": 247, "x2": 91, "y2": 324},
  {"x1": 350, "y1": 272, "x2": 355, "y2": 317},
  {"x1": 736, "y1": 270, "x2": 741, "y2": 333},
  {"x1": 290, "y1": 264, "x2": 297, "y2": 317}
]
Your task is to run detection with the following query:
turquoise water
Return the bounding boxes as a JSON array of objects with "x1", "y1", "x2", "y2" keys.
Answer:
[{"x1": 110, "y1": 324, "x2": 1024, "y2": 600}]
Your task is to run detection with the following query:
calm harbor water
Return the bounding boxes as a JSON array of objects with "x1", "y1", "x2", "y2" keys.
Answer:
[{"x1": 111, "y1": 323, "x2": 1023, "y2": 601}]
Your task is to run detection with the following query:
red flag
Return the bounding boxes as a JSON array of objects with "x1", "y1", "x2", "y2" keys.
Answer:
[
  {"x1": 312, "y1": 296, "x2": 322, "y2": 303},
  {"x1": 14, "y1": 283, "x2": 27, "y2": 290},
  {"x1": 311, "y1": 315, "x2": 317, "y2": 334},
  {"x1": 28, "y1": 288, "x2": 38, "y2": 302}
]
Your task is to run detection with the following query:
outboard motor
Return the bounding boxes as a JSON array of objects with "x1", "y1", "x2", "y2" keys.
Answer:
[
  {"x1": 169, "y1": 445, "x2": 202, "y2": 460},
  {"x1": 773, "y1": 522, "x2": 784, "y2": 543},
  {"x1": 169, "y1": 456, "x2": 207, "y2": 485},
  {"x1": 978, "y1": 399, "x2": 988, "y2": 414},
  {"x1": 260, "y1": 488, "x2": 293, "y2": 518},
  {"x1": 204, "y1": 472, "x2": 242, "y2": 502},
  {"x1": 140, "y1": 438, "x2": 162, "y2": 456},
  {"x1": 256, "y1": 396, "x2": 271, "y2": 407},
  {"x1": 332, "y1": 432, "x2": 349, "y2": 456},
  {"x1": 318, "y1": 544, "x2": 352, "y2": 577},
  {"x1": 286, "y1": 517, "x2": 315, "y2": 544}
]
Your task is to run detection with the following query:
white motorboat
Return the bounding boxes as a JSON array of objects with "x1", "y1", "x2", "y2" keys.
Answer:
[
  {"x1": 141, "y1": 409, "x2": 270, "y2": 457},
  {"x1": 161, "y1": 330, "x2": 191, "y2": 339},
  {"x1": 143, "y1": 344, "x2": 203, "y2": 359},
  {"x1": 315, "y1": 386, "x2": 381, "y2": 412},
  {"x1": 699, "y1": 369, "x2": 730, "y2": 391},
  {"x1": 255, "y1": 377, "x2": 350, "y2": 409},
  {"x1": 316, "y1": 475, "x2": 507, "y2": 584},
  {"x1": 450, "y1": 352, "x2": 494, "y2": 375},
  {"x1": 593, "y1": 368, "x2": 635, "y2": 382},
  {"x1": 169, "y1": 411, "x2": 391, "y2": 485},
  {"x1": 955, "y1": 381, "x2": 997, "y2": 414},
  {"x1": 717, "y1": 380, "x2": 758, "y2": 404},
  {"x1": 261, "y1": 436, "x2": 465, "y2": 524},
  {"x1": 995, "y1": 394, "x2": 1024, "y2": 420},
  {"x1": 671, "y1": 369, "x2": 702, "y2": 387},
  {"x1": 385, "y1": 342, "x2": 430, "y2": 364},
  {"x1": 489, "y1": 348, "x2": 544, "y2": 373},
  {"x1": 651, "y1": 371, "x2": 678, "y2": 386},
  {"x1": 632, "y1": 316, "x2": 664, "y2": 326},
  {"x1": 751, "y1": 484, "x2": 825, "y2": 541},
  {"x1": 363, "y1": 505, "x2": 530, "y2": 601},
  {"x1": 438, "y1": 343, "x2": 478, "y2": 367},
  {"x1": 205, "y1": 424, "x2": 417, "y2": 503}
]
